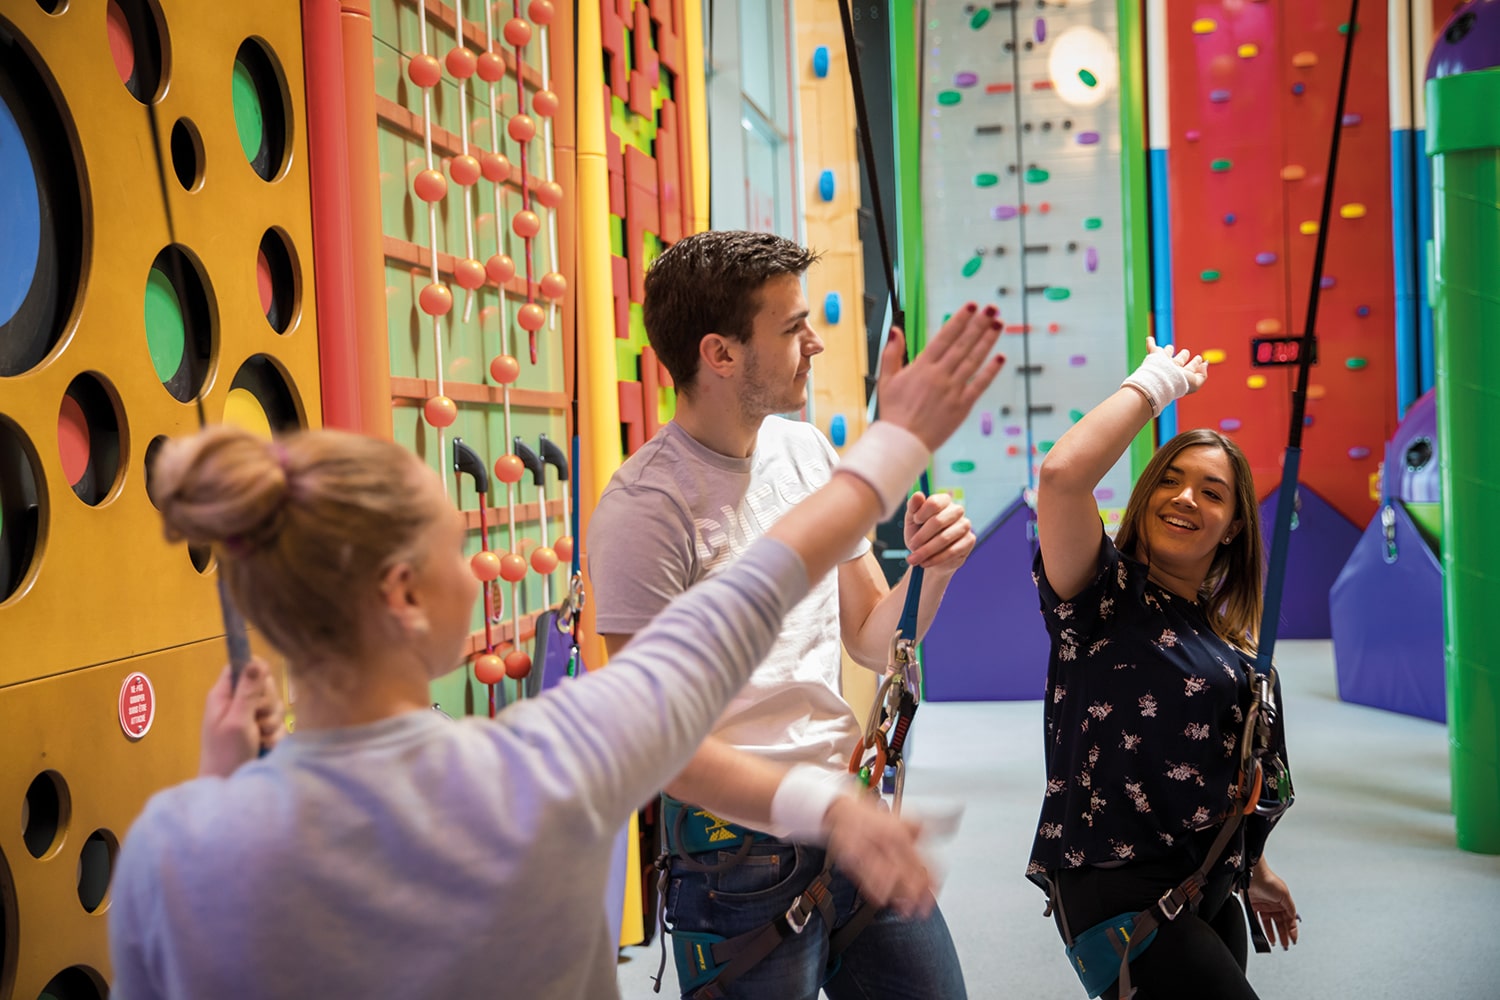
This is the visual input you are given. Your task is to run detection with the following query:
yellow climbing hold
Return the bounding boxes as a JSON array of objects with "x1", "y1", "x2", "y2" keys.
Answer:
[
  {"x1": 1300, "y1": 220, "x2": 1320, "y2": 235},
  {"x1": 1340, "y1": 203, "x2": 1367, "y2": 219},
  {"x1": 1247, "y1": 375, "x2": 1268, "y2": 390},
  {"x1": 1307, "y1": 384, "x2": 1327, "y2": 400},
  {"x1": 1238, "y1": 43, "x2": 1259, "y2": 58},
  {"x1": 1203, "y1": 349, "x2": 1227, "y2": 364},
  {"x1": 1281, "y1": 165, "x2": 1306, "y2": 181},
  {"x1": 1192, "y1": 18, "x2": 1217, "y2": 34},
  {"x1": 1292, "y1": 51, "x2": 1318, "y2": 68},
  {"x1": 1255, "y1": 319, "x2": 1283, "y2": 334}
]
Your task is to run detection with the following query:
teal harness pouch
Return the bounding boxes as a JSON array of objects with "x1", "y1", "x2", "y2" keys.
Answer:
[{"x1": 1065, "y1": 912, "x2": 1158, "y2": 998}]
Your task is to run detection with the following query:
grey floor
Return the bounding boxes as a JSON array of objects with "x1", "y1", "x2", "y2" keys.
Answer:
[{"x1": 619, "y1": 641, "x2": 1500, "y2": 999}]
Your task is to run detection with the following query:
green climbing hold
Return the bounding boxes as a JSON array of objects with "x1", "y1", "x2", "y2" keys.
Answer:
[
  {"x1": 971, "y1": 8, "x2": 991, "y2": 28},
  {"x1": 975, "y1": 173, "x2": 999, "y2": 187},
  {"x1": 1084, "y1": 217, "x2": 1103, "y2": 230},
  {"x1": 1069, "y1": 409, "x2": 1085, "y2": 422},
  {"x1": 1025, "y1": 167, "x2": 1050, "y2": 183},
  {"x1": 951, "y1": 460, "x2": 976, "y2": 474},
  {"x1": 962, "y1": 256, "x2": 983, "y2": 278},
  {"x1": 1211, "y1": 158, "x2": 1233, "y2": 172},
  {"x1": 1044, "y1": 287, "x2": 1071, "y2": 301},
  {"x1": 1038, "y1": 440, "x2": 1056, "y2": 453},
  {"x1": 1201, "y1": 269, "x2": 1221, "y2": 282},
  {"x1": 943, "y1": 312, "x2": 953, "y2": 323},
  {"x1": 1338, "y1": 22, "x2": 1359, "y2": 34},
  {"x1": 938, "y1": 90, "x2": 962, "y2": 106},
  {"x1": 1346, "y1": 357, "x2": 1368, "y2": 370},
  {"x1": 1079, "y1": 69, "x2": 1098, "y2": 87}
]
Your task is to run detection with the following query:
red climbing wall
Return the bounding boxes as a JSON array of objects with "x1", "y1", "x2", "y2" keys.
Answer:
[{"x1": 1167, "y1": 0, "x2": 1397, "y2": 527}]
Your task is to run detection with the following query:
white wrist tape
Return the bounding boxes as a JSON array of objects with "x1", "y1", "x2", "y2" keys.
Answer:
[
  {"x1": 836, "y1": 422, "x2": 931, "y2": 519},
  {"x1": 768, "y1": 764, "x2": 854, "y2": 844},
  {"x1": 1121, "y1": 351, "x2": 1193, "y2": 417}
]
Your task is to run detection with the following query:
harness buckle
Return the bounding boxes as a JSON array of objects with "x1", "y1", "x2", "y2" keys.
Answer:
[
  {"x1": 785, "y1": 895, "x2": 815, "y2": 934},
  {"x1": 1156, "y1": 884, "x2": 1195, "y2": 922}
]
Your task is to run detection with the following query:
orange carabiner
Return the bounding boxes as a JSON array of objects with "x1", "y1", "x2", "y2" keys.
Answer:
[{"x1": 847, "y1": 732, "x2": 888, "y2": 789}]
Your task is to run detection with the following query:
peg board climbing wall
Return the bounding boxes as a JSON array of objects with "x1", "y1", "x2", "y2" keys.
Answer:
[
  {"x1": 1164, "y1": 1, "x2": 1397, "y2": 528},
  {"x1": 600, "y1": 0, "x2": 696, "y2": 459},
  {"x1": 371, "y1": 0, "x2": 577, "y2": 711},
  {"x1": 0, "y1": 0, "x2": 319, "y2": 993},
  {"x1": 921, "y1": 1, "x2": 1135, "y2": 534}
]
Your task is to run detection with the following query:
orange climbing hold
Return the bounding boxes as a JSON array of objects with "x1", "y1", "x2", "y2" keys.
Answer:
[
  {"x1": 1292, "y1": 51, "x2": 1318, "y2": 68},
  {"x1": 1255, "y1": 319, "x2": 1283, "y2": 334},
  {"x1": 1280, "y1": 165, "x2": 1306, "y2": 181}
]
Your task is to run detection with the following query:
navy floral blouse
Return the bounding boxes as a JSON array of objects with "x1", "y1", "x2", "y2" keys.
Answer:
[{"x1": 1026, "y1": 532, "x2": 1287, "y2": 890}]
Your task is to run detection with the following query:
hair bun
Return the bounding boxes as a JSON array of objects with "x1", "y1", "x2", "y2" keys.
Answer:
[{"x1": 150, "y1": 427, "x2": 292, "y2": 553}]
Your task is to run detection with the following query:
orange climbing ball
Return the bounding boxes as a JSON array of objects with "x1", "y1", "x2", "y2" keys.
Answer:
[
  {"x1": 530, "y1": 546, "x2": 558, "y2": 574},
  {"x1": 512, "y1": 209, "x2": 541, "y2": 239},
  {"x1": 508, "y1": 113, "x2": 536, "y2": 144},
  {"x1": 499, "y1": 552, "x2": 529, "y2": 582},
  {"x1": 471, "y1": 550, "x2": 503, "y2": 581},
  {"x1": 407, "y1": 53, "x2": 442, "y2": 88},
  {"x1": 474, "y1": 653, "x2": 506, "y2": 685},
  {"x1": 480, "y1": 151, "x2": 511, "y2": 184},
  {"x1": 533, "y1": 89, "x2": 559, "y2": 118},
  {"x1": 504, "y1": 17, "x2": 533, "y2": 47},
  {"x1": 528, "y1": 0, "x2": 555, "y2": 26},
  {"x1": 553, "y1": 536, "x2": 573, "y2": 563},
  {"x1": 450, "y1": 154, "x2": 481, "y2": 186},
  {"x1": 533, "y1": 179, "x2": 564, "y2": 209},
  {"x1": 445, "y1": 46, "x2": 477, "y2": 79},
  {"x1": 486, "y1": 253, "x2": 516, "y2": 285},
  {"x1": 504, "y1": 649, "x2": 532, "y2": 679},
  {"x1": 517, "y1": 303, "x2": 547, "y2": 332},
  {"x1": 490, "y1": 354, "x2": 521, "y2": 384},
  {"x1": 419, "y1": 282, "x2": 454, "y2": 316},
  {"x1": 476, "y1": 50, "x2": 506, "y2": 82},
  {"x1": 539, "y1": 272, "x2": 567, "y2": 301},
  {"x1": 423, "y1": 395, "x2": 457, "y2": 427},
  {"x1": 455, "y1": 258, "x2": 487, "y2": 291},
  {"x1": 414, "y1": 168, "x2": 447, "y2": 203},
  {"x1": 494, "y1": 454, "x2": 526, "y2": 484}
]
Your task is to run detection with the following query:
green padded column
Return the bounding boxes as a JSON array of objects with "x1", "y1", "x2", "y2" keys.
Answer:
[{"x1": 1426, "y1": 67, "x2": 1500, "y2": 855}]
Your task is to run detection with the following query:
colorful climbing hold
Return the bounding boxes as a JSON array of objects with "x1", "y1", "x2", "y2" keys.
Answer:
[
  {"x1": 1211, "y1": 158, "x2": 1232, "y2": 172},
  {"x1": 938, "y1": 90, "x2": 962, "y2": 106},
  {"x1": 1079, "y1": 69, "x2": 1098, "y2": 87},
  {"x1": 1005, "y1": 425, "x2": 1023, "y2": 437},
  {"x1": 951, "y1": 460, "x2": 976, "y2": 474},
  {"x1": 1320, "y1": 276, "x2": 1336, "y2": 289},
  {"x1": 1026, "y1": 167, "x2": 1050, "y2": 183},
  {"x1": 1348, "y1": 447, "x2": 1370, "y2": 460},
  {"x1": 980, "y1": 413, "x2": 994, "y2": 436},
  {"x1": 971, "y1": 8, "x2": 991, "y2": 28},
  {"x1": 1185, "y1": 129, "x2": 1201, "y2": 142},
  {"x1": 1077, "y1": 131, "x2": 1100, "y2": 145},
  {"x1": 1338, "y1": 22, "x2": 1358, "y2": 34},
  {"x1": 1292, "y1": 83, "x2": 1305, "y2": 95},
  {"x1": 1247, "y1": 375, "x2": 1267, "y2": 390},
  {"x1": 1201, "y1": 269, "x2": 1221, "y2": 282},
  {"x1": 975, "y1": 173, "x2": 999, "y2": 187},
  {"x1": 1069, "y1": 409, "x2": 1085, "y2": 422},
  {"x1": 1035, "y1": 18, "x2": 1047, "y2": 43},
  {"x1": 1203, "y1": 349, "x2": 1227, "y2": 364},
  {"x1": 1224, "y1": 213, "x2": 1237, "y2": 225},
  {"x1": 1044, "y1": 287, "x2": 1071, "y2": 301},
  {"x1": 1255, "y1": 319, "x2": 1283, "y2": 334},
  {"x1": 1345, "y1": 357, "x2": 1368, "y2": 370},
  {"x1": 1299, "y1": 221, "x2": 1319, "y2": 235},
  {"x1": 1085, "y1": 247, "x2": 1098, "y2": 273},
  {"x1": 962, "y1": 256, "x2": 983, "y2": 277},
  {"x1": 1038, "y1": 440, "x2": 1056, "y2": 453},
  {"x1": 1356, "y1": 305, "x2": 1370, "y2": 317},
  {"x1": 1084, "y1": 217, "x2": 1103, "y2": 230},
  {"x1": 1210, "y1": 89, "x2": 1231, "y2": 103},
  {"x1": 1340, "y1": 203, "x2": 1367, "y2": 219},
  {"x1": 955, "y1": 71, "x2": 979, "y2": 87},
  {"x1": 1292, "y1": 51, "x2": 1318, "y2": 68},
  {"x1": 1192, "y1": 18, "x2": 1217, "y2": 34},
  {"x1": 1069, "y1": 355, "x2": 1087, "y2": 367},
  {"x1": 1307, "y1": 384, "x2": 1327, "y2": 400},
  {"x1": 1255, "y1": 252, "x2": 1277, "y2": 266},
  {"x1": 1342, "y1": 113, "x2": 1362, "y2": 127},
  {"x1": 1219, "y1": 418, "x2": 1243, "y2": 432},
  {"x1": 993, "y1": 205, "x2": 1019, "y2": 220},
  {"x1": 1238, "y1": 43, "x2": 1259, "y2": 58},
  {"x1": 1281, "y1": 165, "x2": 1306, "y2": 180}
]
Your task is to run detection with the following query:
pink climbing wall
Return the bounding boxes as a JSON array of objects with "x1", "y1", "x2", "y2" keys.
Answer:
[{"x1": 1166, "y1": 1, "x2": 1397, "y2": 528}]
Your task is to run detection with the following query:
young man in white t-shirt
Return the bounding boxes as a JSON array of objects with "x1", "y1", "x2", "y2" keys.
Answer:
[{"x1": 589, "y1": 231, "x2": 995, "y2": 999}]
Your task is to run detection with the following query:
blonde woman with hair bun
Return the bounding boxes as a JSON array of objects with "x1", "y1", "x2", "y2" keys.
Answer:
[{"x1": 107, "y1": 302, "x2": 1006, "y2": 1000}]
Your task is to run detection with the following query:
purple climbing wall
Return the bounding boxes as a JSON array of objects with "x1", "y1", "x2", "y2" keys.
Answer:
[{"x1": 1257, "y1": 483, "x2": 1361, "y2": 639}]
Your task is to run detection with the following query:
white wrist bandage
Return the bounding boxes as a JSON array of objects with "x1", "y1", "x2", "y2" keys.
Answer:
[
  {"x1": 835, "y1": 422, "x2": 931, "y2": 519},
  {"x1": 768, "y1": 764, "x2": 854, "y2": 844},
  {"x1": 1121, "y1": 351, "x2": 1193, "y2": 417}
]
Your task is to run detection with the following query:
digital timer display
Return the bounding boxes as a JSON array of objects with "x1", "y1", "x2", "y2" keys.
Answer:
[{"x1": 1250, "y1": 337, "x2": 1318, "y2": 367}]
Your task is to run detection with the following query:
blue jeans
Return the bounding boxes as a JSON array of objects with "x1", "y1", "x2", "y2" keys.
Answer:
[{"x1": 664, "y1": 839, "x2": 967, "y2": 1000}]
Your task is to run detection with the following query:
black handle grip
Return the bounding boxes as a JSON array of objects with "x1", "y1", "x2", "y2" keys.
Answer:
[
  {"x1": 513, "y1": 437, "x2": 545, "y2": 487},
  {"x1": 452, "y1": 437, "x2": 490, "y2": 493},
  {"x1": 539, "y1": 433, "x2": 570, "y2": 481}
]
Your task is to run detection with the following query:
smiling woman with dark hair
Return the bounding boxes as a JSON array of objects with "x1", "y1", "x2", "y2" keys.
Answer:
[{"x1": 1028, "y1": 339, "x2": 1299, "y2": 1000}]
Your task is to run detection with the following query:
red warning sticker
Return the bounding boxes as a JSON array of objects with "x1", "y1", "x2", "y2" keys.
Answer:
[{"x1": 119, "y1": 671, "x2": 156, "y2": 740}]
